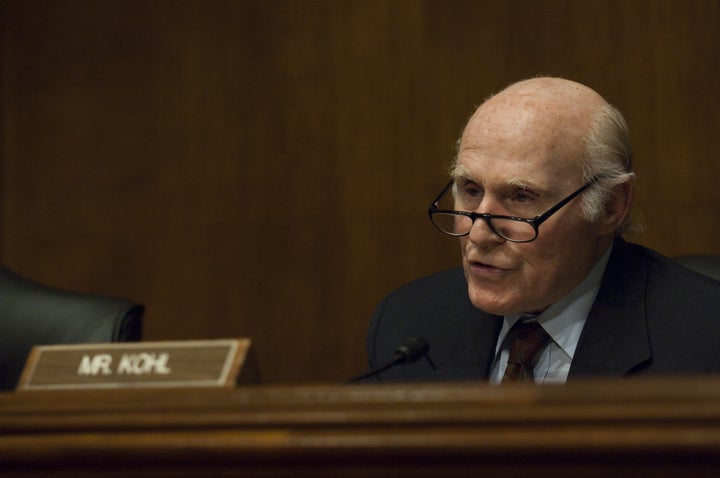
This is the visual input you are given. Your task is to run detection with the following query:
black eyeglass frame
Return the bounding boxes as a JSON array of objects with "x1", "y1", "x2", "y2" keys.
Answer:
[{"x1": 427, "y1": 176, "x2": 605, "y2": 243}]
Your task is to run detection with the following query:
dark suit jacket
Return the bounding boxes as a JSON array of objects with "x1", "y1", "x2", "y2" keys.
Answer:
[{"x1": 366, "y1": 239, "x2": 720, "y2": 381}]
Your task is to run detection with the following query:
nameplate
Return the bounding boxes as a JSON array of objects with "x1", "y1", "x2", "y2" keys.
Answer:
[{"x1": 17, "y1": 339, "x2": 259, "y2": 391}]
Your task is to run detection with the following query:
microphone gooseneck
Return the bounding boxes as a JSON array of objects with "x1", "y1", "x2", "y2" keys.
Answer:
[{"x1": 345, "y1": 336, "x2": 434, "y2": 384}]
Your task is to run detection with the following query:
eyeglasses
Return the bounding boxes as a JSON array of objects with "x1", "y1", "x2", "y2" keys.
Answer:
[{"x1": 428, "y1": 176, "x2": 604, "y2": 243}]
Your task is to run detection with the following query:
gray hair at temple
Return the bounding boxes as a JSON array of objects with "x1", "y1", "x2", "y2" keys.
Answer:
[{"x1": 579, "y1": 102, "x2": 638, "y2": 235}]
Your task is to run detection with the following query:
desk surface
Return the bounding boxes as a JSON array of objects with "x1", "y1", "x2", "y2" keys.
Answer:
[{"x1": 2, "y1": 377, "x2": 720, "y2": 477}]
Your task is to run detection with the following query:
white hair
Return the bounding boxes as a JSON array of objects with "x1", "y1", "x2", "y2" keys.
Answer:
[{"x1": 580, "y1": 103, "x2": 637, "y2": 234}]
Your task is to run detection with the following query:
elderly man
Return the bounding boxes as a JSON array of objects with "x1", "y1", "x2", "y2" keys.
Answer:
[{"x1": 365, "y1": 77, "x2": 720, "y2": 383}]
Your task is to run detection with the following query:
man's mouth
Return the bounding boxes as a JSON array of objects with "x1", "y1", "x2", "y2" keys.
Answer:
[{"x1": 468, "y1": 260, "x2": 504, "y2": 272}]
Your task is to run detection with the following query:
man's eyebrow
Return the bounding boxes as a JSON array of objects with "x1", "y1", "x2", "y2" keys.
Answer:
[
  {"x1": 450, "y1": 163, "x2": 470, "y2": 180},
  {"x1": 452, "y1": 172, "x2": 538, "y2": 188},
  {"x1": 450, "y1": 166, "x2": 547, "y2": 194},
  {"x1": 505, "y1": 177, "x2": 540, "y2": 190}
]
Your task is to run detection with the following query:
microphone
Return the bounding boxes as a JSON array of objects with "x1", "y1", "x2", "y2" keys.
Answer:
[{"x1": 345, "y1": 336, "x2": 435, "y2": 384}]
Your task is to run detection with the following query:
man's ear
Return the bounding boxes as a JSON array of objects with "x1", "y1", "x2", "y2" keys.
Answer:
[{"x1": 598, "y1": 181, "x2": 634, "y2": 235}]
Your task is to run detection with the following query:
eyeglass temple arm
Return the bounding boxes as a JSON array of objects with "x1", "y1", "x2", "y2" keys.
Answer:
[{"x1": 533, "y1": 176, "x2": 604, "y2": 223}]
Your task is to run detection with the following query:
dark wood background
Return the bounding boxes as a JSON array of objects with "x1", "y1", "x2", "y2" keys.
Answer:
[{"x1": 2, "y1": 0, "x2": 719, "y2": 383}]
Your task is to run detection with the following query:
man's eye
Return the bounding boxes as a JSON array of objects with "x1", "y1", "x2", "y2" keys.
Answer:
[
  {"x1": 512, "y1": 190, "x2": 534, "y2": 203},
  {"x1": 464, "y1": 187, "x2": 481, "y2": 197}
]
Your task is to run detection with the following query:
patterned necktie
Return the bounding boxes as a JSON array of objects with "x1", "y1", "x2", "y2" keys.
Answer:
[{"x1": 502, "y1": 321, "x2": 551, "y2": 382}]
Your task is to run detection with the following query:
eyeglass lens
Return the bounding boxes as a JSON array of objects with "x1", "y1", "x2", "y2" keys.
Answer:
[{"x1": 431, "y1": 212, "x2": 536, "y2": 241}]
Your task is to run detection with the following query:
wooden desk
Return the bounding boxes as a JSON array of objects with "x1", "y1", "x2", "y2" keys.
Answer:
[{"x1": 2, "y1": 377, "x2": 720, "y2": 477}]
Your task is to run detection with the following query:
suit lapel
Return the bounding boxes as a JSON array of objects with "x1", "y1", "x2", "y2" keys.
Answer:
[
  {"x1": 569, "y1": 239, "x2": 652, "y2": 378},
  {"x1": 425, "y1": 304, "x2": 502, "y2": 381}
]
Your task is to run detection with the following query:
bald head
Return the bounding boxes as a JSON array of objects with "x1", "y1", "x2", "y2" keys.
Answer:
[{"x1": 458, "y1": 77, "x2": 610, "y2": 179}]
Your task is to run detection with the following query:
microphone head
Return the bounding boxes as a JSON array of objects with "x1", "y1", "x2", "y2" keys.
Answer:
[{"x1": 392, "y1": 336, "x2": 430, "y2": 364}]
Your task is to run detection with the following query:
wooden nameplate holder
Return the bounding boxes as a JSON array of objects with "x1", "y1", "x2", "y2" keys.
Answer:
[{"x1": 16, "y1": 338, "x2": 259, "y2": 391}]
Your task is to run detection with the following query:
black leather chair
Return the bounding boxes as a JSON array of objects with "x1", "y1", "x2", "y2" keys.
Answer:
[
  {"x1": 674, "y1": 254, "x2": 720, "y2": 281},
  {"x1": 0, "y1": 266, "x2": 144, "y2": 390}
]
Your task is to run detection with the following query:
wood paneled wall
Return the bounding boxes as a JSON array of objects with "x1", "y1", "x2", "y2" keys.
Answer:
[{"x1": 2, "y1": 0, "x2": 719, "y2": 382}]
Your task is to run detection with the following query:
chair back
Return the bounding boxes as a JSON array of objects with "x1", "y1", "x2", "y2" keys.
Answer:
[
  {"x1": 0, "y1": 266, "x2": 144, "y2": 390},
  {"x1": 674, "y1": 254, "x2": 720, "y2": 281}
]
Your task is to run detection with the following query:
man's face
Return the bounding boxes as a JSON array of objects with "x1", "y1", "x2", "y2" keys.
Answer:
[{"x1": 455, "y1": 91, "x2": 610, "y2": 315}]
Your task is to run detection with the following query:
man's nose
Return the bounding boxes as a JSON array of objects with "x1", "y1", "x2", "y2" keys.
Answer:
[{"x1": 467, "y1": 215, "x2": 505, "y2": 245}]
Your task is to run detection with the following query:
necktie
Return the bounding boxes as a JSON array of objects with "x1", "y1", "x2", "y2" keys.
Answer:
[{"x1": 502, "y1": 321, "x2": 551, "y2": 382}]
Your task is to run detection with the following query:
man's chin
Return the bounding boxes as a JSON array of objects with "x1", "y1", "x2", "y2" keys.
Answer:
[{"x1": 467, "y1": 287, "x2": 518, "y2": 316}]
